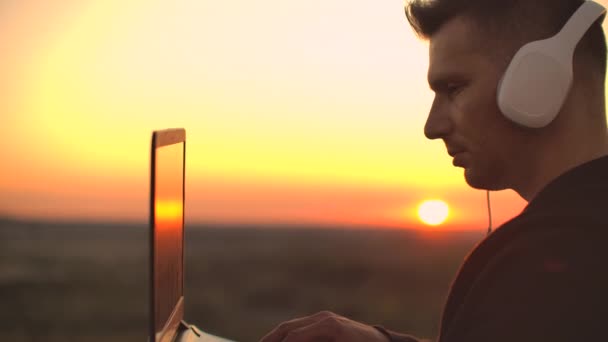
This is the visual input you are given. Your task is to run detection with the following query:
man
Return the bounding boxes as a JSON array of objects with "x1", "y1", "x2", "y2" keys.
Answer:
[{"x1": 259, "y1": 0, "x2": 608, "y2": 341}]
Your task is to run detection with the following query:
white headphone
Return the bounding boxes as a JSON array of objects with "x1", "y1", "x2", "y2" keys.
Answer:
[{"x1": 497, "y1": 1, "x2": 606, "y2": 128}]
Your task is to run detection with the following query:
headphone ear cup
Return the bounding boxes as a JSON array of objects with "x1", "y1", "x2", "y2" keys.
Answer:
[{"x1": 498, "y1": 43, "x2": 573, "y2": 128}]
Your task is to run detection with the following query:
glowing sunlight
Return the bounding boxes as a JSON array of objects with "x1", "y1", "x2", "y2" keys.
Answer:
[{"x1": 417, "y1": 200, "x2": 450, "y2": 226}]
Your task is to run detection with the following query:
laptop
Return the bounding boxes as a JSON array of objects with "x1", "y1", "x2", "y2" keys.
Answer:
[{"x1": 149, "y1": 128, "x2": 233, "y2": 342}]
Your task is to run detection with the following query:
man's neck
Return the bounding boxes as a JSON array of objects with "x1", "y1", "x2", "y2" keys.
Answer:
[{"x1": 514, "y1": 120, "x2": 608, "y2": 202}]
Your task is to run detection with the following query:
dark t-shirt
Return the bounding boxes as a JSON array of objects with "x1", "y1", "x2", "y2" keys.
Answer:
[{"x1": 380, "y1": 156, "x2": 608, "y2": 342}]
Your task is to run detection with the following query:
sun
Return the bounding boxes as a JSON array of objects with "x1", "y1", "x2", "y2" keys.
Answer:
[{"x1": 417, "y1": 200, "x2": 450, "y2": 226}]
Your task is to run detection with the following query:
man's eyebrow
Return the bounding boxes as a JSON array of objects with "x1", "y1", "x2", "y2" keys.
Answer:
[
  {"x1": 428, "y1": 77, "x2": 444, "y2": 92},
  {"x1": 428, "y1": 76, "x2": 449, "y2": 92},
  {"x1": 428, "y1": 72, "x2": 466, "y2": 92}
]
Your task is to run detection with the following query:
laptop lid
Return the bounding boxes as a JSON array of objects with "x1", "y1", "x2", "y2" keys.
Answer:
[{"x1": 149, "y1": 128, "x2": 186, "y2": 342}]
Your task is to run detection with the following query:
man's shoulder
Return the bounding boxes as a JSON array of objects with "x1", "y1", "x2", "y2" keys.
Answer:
[
  {"x1": 503, "y1": 205, "x2": 606, "y2": 230},
  {"x1": 491, "y1": 209, "x2": 608, "y2": 266},
  {"x1": 441, "y1": 210, "x2": 608, "y2": 341}
]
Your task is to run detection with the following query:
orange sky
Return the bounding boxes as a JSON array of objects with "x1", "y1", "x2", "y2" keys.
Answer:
[{"x1": 4, "y1": 0, "x2": 603, "y2": 230}]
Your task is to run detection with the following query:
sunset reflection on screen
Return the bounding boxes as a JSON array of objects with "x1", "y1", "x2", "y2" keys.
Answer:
[{"x1": 153, "y1": 141, "x2": 184, "y2": 339}]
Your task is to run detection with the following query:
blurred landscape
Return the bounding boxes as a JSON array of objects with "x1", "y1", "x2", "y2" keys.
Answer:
[{"x1": 0, "y1": 217, "x2": 481, "y2": 341}]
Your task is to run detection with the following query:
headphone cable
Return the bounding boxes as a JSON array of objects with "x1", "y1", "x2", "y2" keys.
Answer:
[{"x1": 486, "y1": 190, "x2": 493, "y2": 235}]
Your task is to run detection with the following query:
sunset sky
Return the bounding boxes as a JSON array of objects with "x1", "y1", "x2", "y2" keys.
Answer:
[{"x1": 2, "y1": 0, "x2": 604, "y2": 230}]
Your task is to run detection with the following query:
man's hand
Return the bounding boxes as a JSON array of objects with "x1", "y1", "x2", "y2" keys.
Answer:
[{"x1": 259, "y1": 311, "x2": 390, "y2": 342}]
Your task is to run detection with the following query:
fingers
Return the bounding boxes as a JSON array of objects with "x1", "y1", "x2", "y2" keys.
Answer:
[
  {"x1": 259, "y1": 311, "x2": 336, "y2": 342},
  {"x1": 259, "y1": 311, "x2": 389, "y2": 342},
  {"x1": 281, "y1": 315, "x2": 343, "y2": 342}
]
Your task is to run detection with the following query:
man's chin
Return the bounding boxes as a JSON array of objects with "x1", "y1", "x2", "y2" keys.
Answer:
[{"x1": 463, "y1": 168, "x2": 506, "y2": 191}]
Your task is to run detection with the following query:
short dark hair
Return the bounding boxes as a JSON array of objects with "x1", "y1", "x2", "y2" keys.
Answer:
[{"x1": 405, "y1": 0, "x2": 607, "y2": 75}]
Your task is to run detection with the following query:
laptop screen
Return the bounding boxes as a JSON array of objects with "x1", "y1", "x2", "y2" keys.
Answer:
[{"x1": 150, "y1": 129, "x2": 186, "y2": 342}]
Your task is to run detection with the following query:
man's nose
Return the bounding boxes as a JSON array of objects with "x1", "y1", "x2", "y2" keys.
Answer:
[{"x1": 424, "y1": 98, "x2": 452, "y2": 140}]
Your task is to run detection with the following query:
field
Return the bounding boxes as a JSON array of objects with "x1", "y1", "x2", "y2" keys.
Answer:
[{"x1": 0, "y1": 218, "x2": 481, "y2": 341}]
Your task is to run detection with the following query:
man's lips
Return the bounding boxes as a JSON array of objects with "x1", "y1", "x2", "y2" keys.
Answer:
[
  {"x1": 447, "y1": 148, "x2": 465, "y2": 157},
  {"x1": 447, "y1": 148, "x2": 466, "y2": 166}
]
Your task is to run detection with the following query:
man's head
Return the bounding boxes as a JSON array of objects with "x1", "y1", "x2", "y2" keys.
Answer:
[
  {"x1": 406, "y1": 0, "x2": 606, "y2": 73},
  {"x1": 405, "y1": 0, "x2": 607, "y2": 199}
]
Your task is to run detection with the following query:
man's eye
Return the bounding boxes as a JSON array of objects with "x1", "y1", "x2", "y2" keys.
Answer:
[
  {"x1": 446, "y1": 84, "x2": 462, "y2": 96},
  {"x1": 445, "y1": 83, "x2": 463, "y2": 98}
]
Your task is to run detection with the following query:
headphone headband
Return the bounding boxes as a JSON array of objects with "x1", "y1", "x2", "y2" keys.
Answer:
[{"x1": 557, "y1": 1, "x2": 606, "y2": 53}]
